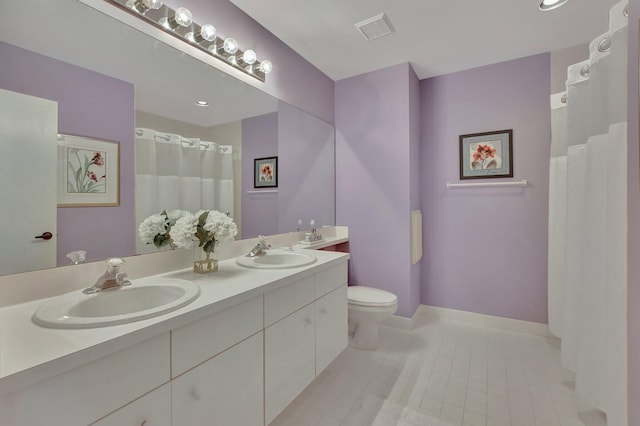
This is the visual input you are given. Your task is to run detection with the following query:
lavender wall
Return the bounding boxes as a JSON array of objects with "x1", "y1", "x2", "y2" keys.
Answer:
[
  {"x1": 168, "y1": 0, "x2": 334, "y2": 124},
  {"x1": 277, "y1": 101, "x2": 335, "y2": 234},
  {"x1": 627, "y1": 0, "x2": 640, "y2": 421},
  {"x1": 335, "y1": 63, "x2": 418, "y2": 318},
  {"x1": 420, "y1": 54, "x2": 551, "y2": 324},
  {"x1": 0, "y1": 41, "x2": 136, "y2": 266},
  {"x1": 241, "y1": 112, "x2": 278, "y2": 238}
]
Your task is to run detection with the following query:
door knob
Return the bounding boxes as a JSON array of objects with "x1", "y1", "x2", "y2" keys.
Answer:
[{"x1": 35, "y1": 232, "x2": 53, "y2": 240}]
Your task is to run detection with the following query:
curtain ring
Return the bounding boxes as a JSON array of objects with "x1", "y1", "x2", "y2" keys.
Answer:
[
  {"x1": 136, "y1": 129, "x2": 143, "y2": 136},
  {"x1": 598, "y1": 37, "x2": 611, "y2": 53}
]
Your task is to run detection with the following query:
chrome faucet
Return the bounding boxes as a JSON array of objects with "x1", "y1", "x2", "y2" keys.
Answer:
[
  {"x1": 246, "y1": 236, "x2": 272, "y2": 257},
  {"x1": 83, "y1": 258, "x2": 132, "y2": 294}
]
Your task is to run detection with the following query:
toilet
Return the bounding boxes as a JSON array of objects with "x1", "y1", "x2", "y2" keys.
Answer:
[{"x1": 347, "y1": 286, "x2": 398, "y2": 350}]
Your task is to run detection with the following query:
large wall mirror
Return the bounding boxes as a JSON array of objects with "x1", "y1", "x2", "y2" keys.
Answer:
[{"x1": 0, "y1": 0, "x2": 335, "y2": 276}]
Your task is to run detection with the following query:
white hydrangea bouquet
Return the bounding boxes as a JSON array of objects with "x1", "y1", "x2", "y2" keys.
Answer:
[
  {"x1": 171, "y1": 209, "x2": 238, "y2": 273},
  {"x1": 138, "y1": 209, "x2": 189, "y2": 250}
]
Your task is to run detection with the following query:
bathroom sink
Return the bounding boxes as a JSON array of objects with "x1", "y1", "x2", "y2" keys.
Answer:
[
  {"x1": 235, "y1": 249, "x2": 317, "y2": 269},
  {"x1": 32, "y1": 278, "x2": 200, "y2": 329}
]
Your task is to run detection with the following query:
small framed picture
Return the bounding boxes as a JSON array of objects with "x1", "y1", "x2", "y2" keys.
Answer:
[
  {"x1": 254, "y1": 156, "x2": 278, "y2": 188},
  {"x1": 57, "y1": 133, "x2": 120, "y2": 207},
  {"x1": 459, "y1": 129, "x2": 513, "y2": 180}
]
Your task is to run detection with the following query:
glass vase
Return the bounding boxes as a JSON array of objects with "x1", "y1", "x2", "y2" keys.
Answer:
[{"x1": 193, "y1": 249, "x2": 218, "y2": 274}]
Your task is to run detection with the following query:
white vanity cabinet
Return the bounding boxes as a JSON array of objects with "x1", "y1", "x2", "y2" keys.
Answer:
[
  {"x1": 0, "y1": 333, "x2": 170, "y2": 426},
  {"x1": 0, "y1": 255, "x2": 349, "y2": 426},
  {"x1": 265, "y1": 262, "x2": 348, "y2": 424}
]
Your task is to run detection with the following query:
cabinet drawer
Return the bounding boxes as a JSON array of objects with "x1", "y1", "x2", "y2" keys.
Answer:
[
  {"x1": 316, "y1": 284, "x2": 348, "y2": 373},
  {"x1": 172, "y1": 333, "x2": 264, "y2": 426},
  {"x1": 265, "y1": 303, "x2": 316, "y2": 424},
  {"x1": 92, "y1": 383, "x2": 171, "y2": 426},
  {"x1": 315, "y1": 261, "x2": 348, "y2": 298},
  {"x1": 264, "y1": 275, "x2": 315, "y2": 327},
  {"x1": 0, "y1": 333, "x2": 170, "y2": 426},
  {"x1": 171, "y1": 296, "x2": 263, "y2": 377}
]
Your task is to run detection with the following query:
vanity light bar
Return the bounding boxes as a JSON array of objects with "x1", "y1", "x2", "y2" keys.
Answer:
[{"x1": 112, "y1": 0, "x2": 272, "y2": 82}]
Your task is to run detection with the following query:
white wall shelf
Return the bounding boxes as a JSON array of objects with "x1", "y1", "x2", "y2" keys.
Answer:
[{"x1": 446, "y1": 180, "x2": 528, "y2": 189}]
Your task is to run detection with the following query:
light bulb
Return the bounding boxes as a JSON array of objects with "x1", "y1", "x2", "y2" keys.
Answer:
[
  {"x1": 242, "y1": 50, "x2": 257, "y2": 65},
  {"x1": 200, "y1": 24, "x2": 216, "y2": 42},
  {"x1": 258, "y1": 60, "x2": 273, "y2": 74},
  {"x1": 142, "y1": 0, "x2": 163, "y2": 9},
  {"x1": 129, "y1": 0, "x2": 162, "y2": 14},
  {"x1": 539, "y1": 0, "x2": 568, "y2": 11},
  {"x1": 174, "y1": 7, "x2": 193, "y2": 27},
  {"x1": 223, "y1": 38, "x2": 239, "y2": 54}
]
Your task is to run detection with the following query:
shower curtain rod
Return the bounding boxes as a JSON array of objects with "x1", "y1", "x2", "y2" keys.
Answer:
[{"x1": 446, "y1": 180, "x2": 528, "y2": 189}]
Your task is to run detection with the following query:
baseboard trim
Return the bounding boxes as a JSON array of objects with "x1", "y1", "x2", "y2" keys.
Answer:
[
  {"x1": 383, "y1": 306, "x2": 423, "y2": 331},
  {"x1": 419, "y1": 305, "x2": 549, "y2": 337}
]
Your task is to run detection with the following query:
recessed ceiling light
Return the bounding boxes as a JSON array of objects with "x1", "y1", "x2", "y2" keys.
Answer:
[
  {"x1": 196, "y1": 100, "x2": 209, "y2": 107},
  {"x1": 539, "y1": 0, "x2": 569, "y2": 11}
]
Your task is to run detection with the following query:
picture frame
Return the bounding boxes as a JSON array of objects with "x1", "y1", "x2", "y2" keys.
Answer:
[
  {"x1": 459, "y1": 129, "x2": 513, "y2": 180},
  {"x1": 57, "y1": 133, "x2": 120, "y2": 207},
  {"x1": 254, "y1": 156, "x2": 278, "y2": 188}
]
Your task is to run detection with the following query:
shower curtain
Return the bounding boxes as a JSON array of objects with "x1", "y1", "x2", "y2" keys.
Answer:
[
  {"x1": 135, "y1": 128, "x2": 235, "y2": 254},
  {"x1": 547, "y1": 2, "x2": 627, "y2": 425}
]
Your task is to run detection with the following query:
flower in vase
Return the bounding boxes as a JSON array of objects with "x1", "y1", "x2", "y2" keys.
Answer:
[
  {"x1": 171, "y1": 210, "x2": 238, "y2": 259},
  {"x1": 138, "y1": 209, "x2": 189, "y2": 249}
]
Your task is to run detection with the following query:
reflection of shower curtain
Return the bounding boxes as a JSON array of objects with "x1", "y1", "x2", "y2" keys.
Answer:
[
  {"x1": 548, "y1": 2, "x2": 627, "y2": 424},
  {"x1": 135, "y1": 128, "x2": 234, "y2": 254}
]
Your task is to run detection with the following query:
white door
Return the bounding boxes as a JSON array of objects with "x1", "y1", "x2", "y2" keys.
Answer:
[{"x1": 0, "y1": 88, "x2": 57, "y2": 275}]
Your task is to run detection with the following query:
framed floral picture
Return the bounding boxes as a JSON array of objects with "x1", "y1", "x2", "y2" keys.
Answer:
[
  {"x1": 254, "y1": 156, "x2": 278, "y2": 188},
  {"x1": 57, "y1": 134, "x2": 120, "y2": 207},
  {"x1": 459, "y1": 129, "x2": 513, "y2": 180}
]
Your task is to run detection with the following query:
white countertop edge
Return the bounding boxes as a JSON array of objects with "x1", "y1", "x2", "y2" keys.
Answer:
[{"x1": 0, "y1": 251, "x2": 349, "y2": 395}]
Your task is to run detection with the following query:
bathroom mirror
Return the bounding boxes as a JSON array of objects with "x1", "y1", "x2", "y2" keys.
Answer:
[{"x1": 0, "y1": 0, "x2": 335, "y2": 275}]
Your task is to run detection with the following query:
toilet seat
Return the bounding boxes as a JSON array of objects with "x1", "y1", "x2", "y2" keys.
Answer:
[{"x1": 347, "y1": 286, "x2": 398, "y2": 307}]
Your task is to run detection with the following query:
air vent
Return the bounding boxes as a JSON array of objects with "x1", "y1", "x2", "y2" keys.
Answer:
[{"x1": 355, "y1": 13, "x2": 395, "y2": 41}]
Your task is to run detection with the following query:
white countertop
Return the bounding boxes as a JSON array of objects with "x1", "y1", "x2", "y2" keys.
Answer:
[{"x1": 0, "y1": 250, "x2": 349, "y2": 395}]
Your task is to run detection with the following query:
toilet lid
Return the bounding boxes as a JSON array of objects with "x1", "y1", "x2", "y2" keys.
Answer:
[{"x1": 348, "y1": 286, "x2": 398, "y2": 307}]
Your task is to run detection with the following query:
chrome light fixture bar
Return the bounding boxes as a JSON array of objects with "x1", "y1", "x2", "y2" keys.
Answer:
[{"x1": 114, "y1": 0, "x2": 272, "y2": 82}]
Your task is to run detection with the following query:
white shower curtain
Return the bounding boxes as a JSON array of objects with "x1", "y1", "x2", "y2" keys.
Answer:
[
  {"x1": 135, "y1": 128, "x2": 235, "y2": 254},
  {"x1": 547, "y1": 2, "x2": 628, "y2": 425}
]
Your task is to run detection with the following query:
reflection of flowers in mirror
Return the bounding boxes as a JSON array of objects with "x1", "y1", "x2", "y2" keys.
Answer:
[
  {"x1": 138, "y1": 209, "x2": 189, "y2": 250},
  {"x1": 260, "y1": 164, "x2": 273, "y2": 182}
]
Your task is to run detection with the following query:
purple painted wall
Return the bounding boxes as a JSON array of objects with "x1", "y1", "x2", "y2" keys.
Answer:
[
  {"x1": 0, "y1": 41, "x2": 136, "y2": 267},
  {"x1": 335, "y1": 63, "x2": 418, "y2": 318},
  {"x1": 167, "y1": 0, "x2": 334, "y2": 124},
  {"x1": 627, "y1": 0, "x2": 639, "y2": 422},
  {"x1": 420, "y1": 54, "x2": 551, "y2": 324},
  {"x1": 241, "y1": 112, "x2": 278, "y2": 238},
  {"x1": 277, "y1": 101, "x2": 335, "y2": 234}
]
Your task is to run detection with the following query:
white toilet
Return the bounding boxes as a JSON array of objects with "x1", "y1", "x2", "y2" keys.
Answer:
[{"x1": 347, "y1": 286, "x2": 398, "y2": 350}]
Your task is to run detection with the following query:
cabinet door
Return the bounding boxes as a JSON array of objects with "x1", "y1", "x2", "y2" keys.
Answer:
[
  {"x1": 265, "y1": 303, "x2": 315, "y2": 424},
  {"x1": 316, "y1": 284, "x2": 348, "y2": 373},
  {"x1": 91, "y1": 384, "x2": 171, "y2": 426},
  {"x1": 172, "y1": 333, "x2": 263, "y2": 426}
]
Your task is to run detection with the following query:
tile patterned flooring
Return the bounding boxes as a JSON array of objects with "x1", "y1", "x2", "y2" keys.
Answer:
[{"x1": 271, "y1": 311, "x2": 608, "y2": 426}]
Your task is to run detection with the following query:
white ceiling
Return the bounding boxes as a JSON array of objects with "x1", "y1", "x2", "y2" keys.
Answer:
[
  {"x1": 229, "y1": 0, "x2": 620, "y2": 81},
  {"x1": 0, "y1": 0, "x2": 278, "y2": 128}
]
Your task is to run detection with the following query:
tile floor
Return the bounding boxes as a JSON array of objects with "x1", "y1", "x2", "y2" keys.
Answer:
[{"x1": 271, "y1": 311, "x2": 608, "y2": 426}]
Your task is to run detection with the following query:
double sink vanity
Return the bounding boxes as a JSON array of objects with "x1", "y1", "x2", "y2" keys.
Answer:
[{"x1": 0, "y1": 237, "x2": 349, "y2": 425}]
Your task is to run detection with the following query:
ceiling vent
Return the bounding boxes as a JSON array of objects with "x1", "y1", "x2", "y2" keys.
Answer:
[{"x1": 355, "y1": 13, "x2": 395, "y2": 41}]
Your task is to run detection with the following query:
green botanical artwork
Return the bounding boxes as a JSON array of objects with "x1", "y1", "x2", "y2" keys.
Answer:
[{"x1": 66, "y1": 148, "x2": 107, "y2": 194}]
